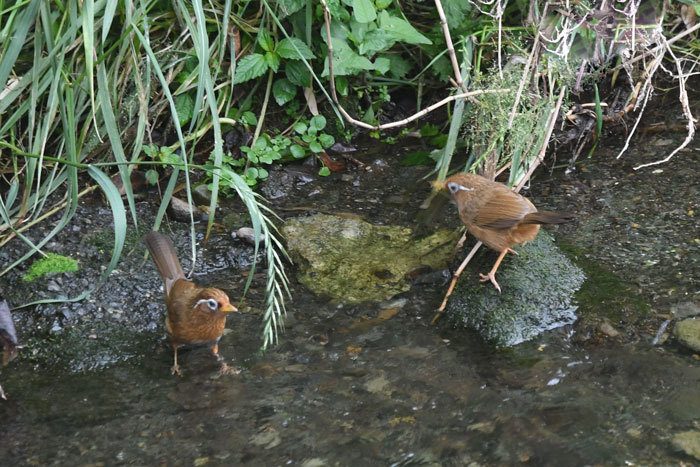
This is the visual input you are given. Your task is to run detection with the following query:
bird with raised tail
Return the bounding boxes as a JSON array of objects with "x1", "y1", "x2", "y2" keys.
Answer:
[
  {"x1": 443, "y1": 172, "x2": 574, "y2": 292},
  {"x1": 143, "y1": 231, "x2": 238, "y2": 376}
]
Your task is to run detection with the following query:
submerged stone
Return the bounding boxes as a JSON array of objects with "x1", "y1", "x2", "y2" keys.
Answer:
[
  {"x1": 446, "y1": 231, "x2": 585, "y2": 347},
  {"x1": 673, "y1": 318, "x2": 700, "y2": 352},
  {"x1": 282, "y1": 214, "x2": 459, "y2": 303}
]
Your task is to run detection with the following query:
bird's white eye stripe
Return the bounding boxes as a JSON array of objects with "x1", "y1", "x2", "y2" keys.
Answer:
[
  {"x1": 447, "y1": 182, "x2": 474, "y2": 193},
  {"x1": 194, "y1": 299, "x2": 219, "y2": 310}
]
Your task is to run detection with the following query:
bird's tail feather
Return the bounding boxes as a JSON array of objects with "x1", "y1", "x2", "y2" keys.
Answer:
[
  {"x1": 143, "y1": 231, "x2": 185, "y2": 296},
  {"x1": 522, "y1": 211, "x2": 574, "y2": 225}
]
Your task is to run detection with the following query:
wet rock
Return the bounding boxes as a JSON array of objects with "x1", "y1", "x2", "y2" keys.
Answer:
[
  {"x1": 167, "y1": 197, "x2": 205, "y2": 222},
  {"x1": 192, "y1": 184, "x2": 213, "y2": 205},
  {"x1": 282, "y1": 214, "x2": 459, "y2": 303},
  {"x1": 673, "y1": 318, "x2": 700, "y2": 352},
  {"x1": 261, "y1": 167, "x2": 294, "y2": 200},
  {"x1": 364, "y1": 374, "x2": 390, "y2": 394},
  {"x1": 671, "y1": 430, "x2": 700, "y2": 460},
  {"x1": 234, "y1": 227, "x2": 265, "y2": 246},
  {"x1": 598, "y1": 318, "x2": 620, "y2": 337},
  {"x1": 671, "y1": 302, "x2": 700, "y2": 319},
  {"x1": 445, "y1": 232, "x2": 585, "y2": 347},
  {"x1": 221, "y1": 211, "x2": 251, "y2": 231}
]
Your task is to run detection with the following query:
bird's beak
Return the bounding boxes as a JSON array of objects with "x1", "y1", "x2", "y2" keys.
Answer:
[{"x1": 220, "y1": 303, "x2": 237, "y2": 313}]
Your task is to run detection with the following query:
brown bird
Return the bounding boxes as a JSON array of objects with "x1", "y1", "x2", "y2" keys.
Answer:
[
  {"x1": 143, "y1": 231, "x2": 238, "y2": 376},
  {"x1": 444, "y1": 172, "x2": 573, "y2": 292}
]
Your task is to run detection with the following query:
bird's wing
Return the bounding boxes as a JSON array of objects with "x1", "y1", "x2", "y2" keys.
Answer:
[{"x1": 472, "y1": 188, "x2": 534, "y2": 229}]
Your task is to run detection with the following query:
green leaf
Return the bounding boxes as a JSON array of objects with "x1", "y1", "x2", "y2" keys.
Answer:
[
  {"x1": 277, "y1": 37, "x2": 315, "y2": 60},
  {"x1": 319, "y1": 133, "x2": 335, "y2": 147},
  {"x1": 318, "y1": 166, "x2": 331, "y2": 176},
  {"x1": 294, "y1": 122, "x2": 308, "y2": 134},
  {"x1": 258, "y1": 30, "x2": 275, "y2": 52},
  {"x1": 375, "y1": 0, "x2": 392, "y2": 7},
  {"x1": 401, "y1": 151, "x2": 433, "y2": 166},
  {"x1": 234, "y1": 54, "x2": 268, "y2": 84},
  {"x1": 142, "y1": 144, "x2": 158, "y2": 159},
  {"x1": 378, "y1": 10, "x2": 432, "y2": 44},
  {"x1": 430, "y1": 134, "x2": 448, "y2": 147},
  {"x1": 443, "y1": 0, "x2": 471, "y2": 28},
  {"x1": 290, "y1": 144, "x2": 306, "y2": 159},
  {"x1": 310, "y1": 141, "x2": 323, "y2": 153},
  {"x1": 358, "y1": 29, "x2": 394, "y2": 56},
  {"x1": 273, "y1": 78, "x2": 297, "y2": 106},
  {"x1": 310, "y1": 115, "x2": 327, "y2": 131},
  {"x1": 265, "y1": 51, "x2": 281, "y2": 73},
  {"x1": 323, "y1": 39, "x2": 374, "y2": 76},
  {"x1": 373, "y1": 57, "x2": 391, "y2": 74},
  {"x1": 353, "y1": 0, "x2": 376, "y2": 23},
  {"x1": 276, "y1": 0, "x2": 306, "y2": 17},
  {"x1": 175, "y1": 93, "x2": 194, "y2": 127},
  {"x1": 145, "y1": 169, "x2": 159, "y2": 185},
  {"x1": 388, "y1": 54, "x2": 412, "y2": 79},
  {"x1": 242, "y1": 111, "x2": 258, "y2": 126},
  {"x1": 336, "y1": 76, "x2": 349, "y2": 96},
  {"x1": 420, "y1": 124, "x2": 440, "y2": 137},
  {"x1": 286, "y1": 61, "x2": 312, "y2": 87}
]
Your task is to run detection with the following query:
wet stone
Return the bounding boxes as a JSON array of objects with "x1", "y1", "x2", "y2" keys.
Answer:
[
  {"x1": 672, "y1": 318, "x2": 700, "y2": 352},
  {"x1": 446, "y1": 231, "x2": 585, "y2": 347},
  {"x1": 672, "y1": 431, "x2": 700, "y2": 460},
  {"x1": 671, "y1": 302, "x2": 700, "y2": 319},
  {"x1": 282, "y1": 214, "x2": 459, "y2": 303}
]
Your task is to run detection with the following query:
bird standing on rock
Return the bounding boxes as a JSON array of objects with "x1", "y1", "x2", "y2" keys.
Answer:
[
  {"x1": 443, "y1": 172, "x2": 574, "y2": 292},
  {"x1": 143, "y1": 231, "x2": 238, "y2": 376}
]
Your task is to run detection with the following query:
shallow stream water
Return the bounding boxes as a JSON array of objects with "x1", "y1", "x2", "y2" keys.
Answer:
[{"x1": 1, "y1": 100, "x2": 699, "y2": 465}]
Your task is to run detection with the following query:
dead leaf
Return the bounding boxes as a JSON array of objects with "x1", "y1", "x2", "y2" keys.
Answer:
[
  {"x1": 318, "y1": 151, "x2": 346, "y2": 172},
  {"x1": 304, "y1": 87, "x2": 318, "y2": 115},
  {"x1": 377, "y1": 308, "x2": 399, "y2": 321}
]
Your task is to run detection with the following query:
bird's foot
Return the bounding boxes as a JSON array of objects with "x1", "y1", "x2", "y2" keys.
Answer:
[
  {"x1": 479, "y1": 272, "x2": 502, "y2": 293},
  {"x1": 219, "y1": 361, "x2": 240, "y2": 376},
  {"x1": 171, "y1": 364, "x2": 182, "y2": 376}
]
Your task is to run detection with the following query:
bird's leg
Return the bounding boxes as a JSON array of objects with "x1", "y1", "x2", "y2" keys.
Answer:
[
  {"x1": 507, "y1": 248, "x2": 518, "y2": 255},
  {"x1": 171, "y1": 343, "x2": 182, "y2": 376},
  {"x1": 479, "y1": 248, "x2": 509, "y2": 293},
  {"x1": 431, "y1": 241, "x2": 483, "y2": 325},
  {"x1": 211, "y1": 344, "x2": 240, "y2": 375}
]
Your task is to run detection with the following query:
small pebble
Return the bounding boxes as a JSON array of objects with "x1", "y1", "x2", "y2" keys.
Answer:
[{"x1": 235, "y1": 227, "x2": 265, "y2": 246}]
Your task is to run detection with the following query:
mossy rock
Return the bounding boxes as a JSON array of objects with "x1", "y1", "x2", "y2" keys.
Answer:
[
  {"x1": 282, "y1": 214, "x2": 460, "y2": 303},
  {"x1": 22, "y1": 253, "x2": 78, "y2": 282},
  {"x1": 446, "y1": 231, "x2": 585, "y2": 347}
]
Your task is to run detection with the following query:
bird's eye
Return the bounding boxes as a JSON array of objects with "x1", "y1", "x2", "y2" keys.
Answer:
[
  {"x1": 447, "y1": 182, "x2": 459, "y2": 194},
  {"x1": 206, "y1": 299, "x2": 218, "y2": 310}
]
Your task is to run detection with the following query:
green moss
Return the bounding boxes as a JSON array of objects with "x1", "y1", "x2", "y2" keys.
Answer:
[
  {"x1": 283, "y1": 214, "x2": 460, "y2": 303},
  {"x1": 446, "y1": 232, "x2": 586, "y2": 347},
  {"x1": 558, "y1": 242, "x2": 650, "y2": 321},
  {"x1": 22, "y1": 253, "x2": 78, "y2": 282},
  {"x1": 89, "y1": 228, "x2": 142, "y2": 254}
]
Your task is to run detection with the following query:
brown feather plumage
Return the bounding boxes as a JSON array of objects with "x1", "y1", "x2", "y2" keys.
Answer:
[
  {"x1": 144, "y1": 231, "x2": 237, "y2": 375},
  {"x1": 444, "y1": 172, "x2": 573, "y2": 291}
]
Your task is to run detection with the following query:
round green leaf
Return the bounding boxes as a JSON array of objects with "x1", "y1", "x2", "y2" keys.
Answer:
[
  {"x1": 318, "y1": 166, "x2": 331, "y2": 176},
  {"x1": 290, "y1": 144, "x2": 306, "y2": 159}
]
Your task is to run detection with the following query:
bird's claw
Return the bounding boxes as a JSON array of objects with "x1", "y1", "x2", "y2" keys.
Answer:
[
  {"x1": 171, "y1": 364, "x2": 182, "y2": 376},
  {"x1": 479, "y1": 272, "x2": 502, "y2": 293}
]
